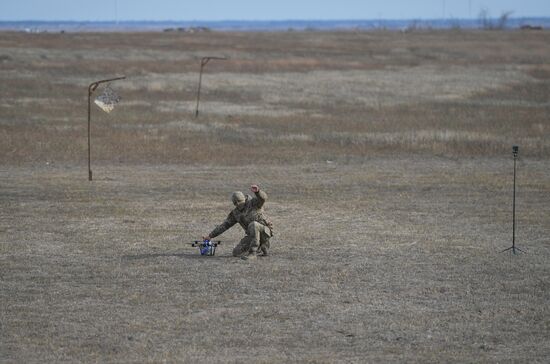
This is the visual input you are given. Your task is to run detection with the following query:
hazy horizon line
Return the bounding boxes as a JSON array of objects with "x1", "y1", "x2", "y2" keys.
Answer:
[{"x1": 1, "y1": 16, "x2": 549, "y2": 22}]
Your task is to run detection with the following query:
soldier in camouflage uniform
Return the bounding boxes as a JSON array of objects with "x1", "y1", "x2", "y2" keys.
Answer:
[{"x1": 204, "y1": 185, "x2": 273, "y2": 260}]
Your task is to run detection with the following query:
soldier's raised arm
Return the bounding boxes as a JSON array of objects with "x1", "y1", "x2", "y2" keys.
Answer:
[
  {"x1": 207, "y1": 211, "x2": 237, "y2": 239},
  {"x1": 250, "y1": 184, "x2": 267, "y2": 208}
]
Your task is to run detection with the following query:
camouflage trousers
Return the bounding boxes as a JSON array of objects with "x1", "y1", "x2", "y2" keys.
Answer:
[{"x1": 232, "y1": 221, "x2": 272, "y2": 257}]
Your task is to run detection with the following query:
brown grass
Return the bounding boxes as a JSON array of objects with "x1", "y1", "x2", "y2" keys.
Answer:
[
  {"x1": 1, "y1": 30, "x2": 549, "y2": 363},
  {"x1": 1, "y1": 30, "x2": 549, "y2": 165}
]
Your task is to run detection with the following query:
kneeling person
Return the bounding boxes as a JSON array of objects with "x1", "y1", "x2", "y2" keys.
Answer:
[{"x1": 204, "y1": 184, "x2": 273, "y2": 260}]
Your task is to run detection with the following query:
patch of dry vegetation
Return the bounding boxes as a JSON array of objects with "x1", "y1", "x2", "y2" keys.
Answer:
[
  {"x1": 1, "y1": 30, "x2": 549, "y2": 165},
  {"x1": 1, "y1": 160, "x2": 549, "y2": 362},
  {"x1": 1, "y1": 30, "x2": 549, "y2": 362}
]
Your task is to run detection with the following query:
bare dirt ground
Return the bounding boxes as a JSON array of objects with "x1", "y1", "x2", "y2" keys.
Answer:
[{"x1": 1, "y1": 30, "x2": 549, "y2": 363}]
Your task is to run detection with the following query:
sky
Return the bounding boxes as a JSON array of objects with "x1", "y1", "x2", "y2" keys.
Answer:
[{"x1": 1, "y1": 0, "x2": 549, "y2": 21}]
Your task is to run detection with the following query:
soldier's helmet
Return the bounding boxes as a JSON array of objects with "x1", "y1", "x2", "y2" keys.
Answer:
[{"x1": 231, "y1": 191, "x2": 246, "y2": 206}]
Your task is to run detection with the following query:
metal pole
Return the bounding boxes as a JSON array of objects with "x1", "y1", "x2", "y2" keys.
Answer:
[
  {"x1": 87, "y1": 76, "x2": 126, "y2": 181},
  {"x1": 501, "y1": 145, "x2": 524, "y2": 254},
  {"x1": 194, "y1": 56, "x2": 227, "y2": 118},
  {"x1": 88, "y1": 86, "x2": 92, "y2": 181},
  {"x1": 512, "y1": 153, "x2": 516, "y2": 250},
  {"x1": 195, "y1": 59, "x2": 207, "y2": 118}
]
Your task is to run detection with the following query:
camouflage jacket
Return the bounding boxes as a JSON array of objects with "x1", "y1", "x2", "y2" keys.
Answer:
[{"x1": 209, "y1": 190, "x2": 272, "y2": 238}]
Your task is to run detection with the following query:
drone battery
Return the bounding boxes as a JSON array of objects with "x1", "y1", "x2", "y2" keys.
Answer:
[{"x1": 200, "y1": 241, "x2": 216, "y2": 256}]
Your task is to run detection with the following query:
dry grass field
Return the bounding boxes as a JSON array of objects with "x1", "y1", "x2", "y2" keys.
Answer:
[{"x1": 1, "y1": 30, "x2": 549, "y2": 363}]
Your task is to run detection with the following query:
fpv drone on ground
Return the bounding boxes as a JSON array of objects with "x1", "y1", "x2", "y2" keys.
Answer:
[{"x1": 191, "y1": 239, "x2": 222, "y2": 256}]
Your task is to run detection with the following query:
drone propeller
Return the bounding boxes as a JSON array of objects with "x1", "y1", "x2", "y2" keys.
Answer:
[{"x1": 192, "y1": 240, "x2": 221, "y2": 246}]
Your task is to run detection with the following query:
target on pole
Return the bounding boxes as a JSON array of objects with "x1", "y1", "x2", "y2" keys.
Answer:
[{"x1": 94, "y1": 84, "x2": 121, "y2": 113}]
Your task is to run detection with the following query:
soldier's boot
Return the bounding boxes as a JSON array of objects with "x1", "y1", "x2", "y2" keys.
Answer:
[
  {"x1": 233, "y1": 237, "x2": 252, "y2": 257},
  {"x1": 240, "y1": 250, "x2": 257, "y2": 260},
  {"x1": 241, "y1": 247, "x2": 258, "y2": 260},
  {"x1": 258, "y1": 239, "x2": 270, "y2": 256}
]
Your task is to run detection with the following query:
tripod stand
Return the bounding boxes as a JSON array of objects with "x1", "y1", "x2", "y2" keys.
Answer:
[{"x1": 502, "y1": 146, "x2": 525, "y2": 254}]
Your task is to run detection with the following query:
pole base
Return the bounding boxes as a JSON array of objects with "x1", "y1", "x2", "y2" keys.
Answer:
[
  {"x1": 89, "y1": 170, "x2": 93, "y2": 181},
  {"x1": 501, "y1": 245, "x2": 526, "y2": 254}
]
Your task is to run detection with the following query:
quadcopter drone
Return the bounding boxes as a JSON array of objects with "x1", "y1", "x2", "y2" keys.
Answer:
[{"x1": 191, "y1": 239, "x2": 222, "y2": 256}]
